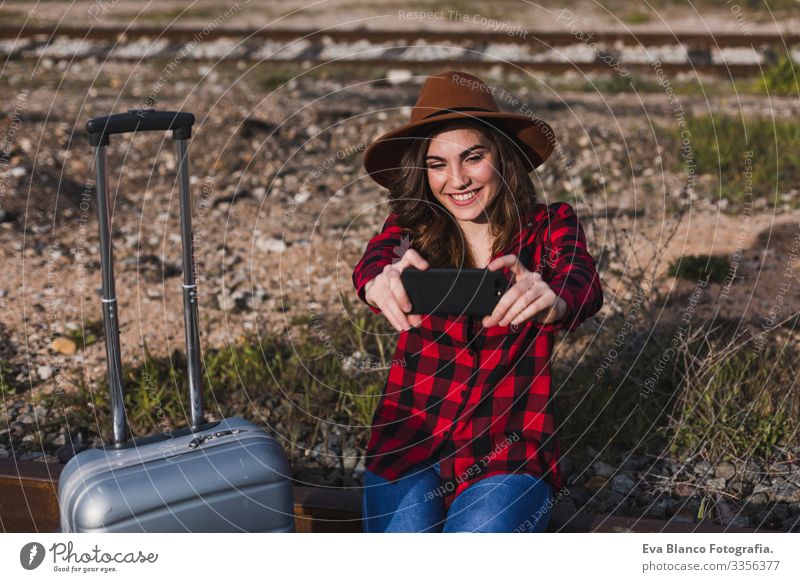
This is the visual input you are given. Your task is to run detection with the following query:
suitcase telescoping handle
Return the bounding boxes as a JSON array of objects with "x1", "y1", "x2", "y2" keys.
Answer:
[
  {"x1": 87, "y1": 109, "x2": 204, "y2": 446},
  {"x1": 86, "y1": 109, "x2": 194, "y2": 146}
]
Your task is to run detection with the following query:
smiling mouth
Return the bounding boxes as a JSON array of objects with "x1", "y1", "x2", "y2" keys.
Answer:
[{"x1": 446, "y1": 187, "x2": 482, "y2": 202}]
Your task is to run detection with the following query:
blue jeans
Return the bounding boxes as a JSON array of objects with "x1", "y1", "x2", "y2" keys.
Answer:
[{"x1": 362, "y1": 457, "x2": 554, "y2": 532}]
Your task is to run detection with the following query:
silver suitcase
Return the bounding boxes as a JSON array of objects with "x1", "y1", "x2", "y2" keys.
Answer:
[{"x1": 58, "y1": 110, "x2": 295, "y2": 532}]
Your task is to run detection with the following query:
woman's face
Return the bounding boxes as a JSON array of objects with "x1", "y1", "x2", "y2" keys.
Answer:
[{"x1": 425, "y1": 124, "x2": 502, "y2": 224}]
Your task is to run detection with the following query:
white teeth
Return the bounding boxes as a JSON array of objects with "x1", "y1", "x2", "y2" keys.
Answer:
[{"x1": 451, "y1": 190, "x2": 478, "y2": 201}]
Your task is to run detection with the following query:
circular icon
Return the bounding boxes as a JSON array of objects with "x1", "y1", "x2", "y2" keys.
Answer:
[{"x1": 20, "y1": 542, "x2": 46, "y2": 570}]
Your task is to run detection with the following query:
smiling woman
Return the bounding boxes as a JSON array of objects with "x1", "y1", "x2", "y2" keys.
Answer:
[
  {"x1": 353, "y1": 70, "x2": 604, "y2": 533},
  {"x1": 373, "y1": 112, "x2": 546, "y2": 272},
  {"x1": 398, "y1": 118, "x2": 538, "y2": 271}
]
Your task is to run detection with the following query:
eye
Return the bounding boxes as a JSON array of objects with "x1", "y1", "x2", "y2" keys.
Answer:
[{"x1": 426, "y1": 154, "x2": 482, "y2": 170}]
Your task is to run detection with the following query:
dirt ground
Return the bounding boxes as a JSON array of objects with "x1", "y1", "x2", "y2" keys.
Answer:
[{"x1": 1, "y1": 49, "x2": 799, "y2": 395}]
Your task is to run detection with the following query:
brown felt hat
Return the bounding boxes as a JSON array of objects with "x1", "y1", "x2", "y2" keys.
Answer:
[{"x1": 363, "y1": 70, "x2": 556, "y2": 189}]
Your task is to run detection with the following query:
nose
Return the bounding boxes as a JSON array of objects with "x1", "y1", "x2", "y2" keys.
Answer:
[{"x1": 447, "y1": 162, "x2": 471, "y2": 190}]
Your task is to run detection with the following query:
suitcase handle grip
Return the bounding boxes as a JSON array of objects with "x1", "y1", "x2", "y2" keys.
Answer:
[{"x1": 86, "y1": 109, "x2": 194, "y2": 146}]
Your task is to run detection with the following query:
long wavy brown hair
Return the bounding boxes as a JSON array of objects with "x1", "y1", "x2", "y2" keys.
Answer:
[{"x1": 385, "y1": 118, "x2": 541, "y2": 268}]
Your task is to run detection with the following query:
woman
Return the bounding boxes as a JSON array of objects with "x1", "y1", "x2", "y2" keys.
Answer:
[{"x1": 352, "y1": 70, "x2": 604, "y2": 532}]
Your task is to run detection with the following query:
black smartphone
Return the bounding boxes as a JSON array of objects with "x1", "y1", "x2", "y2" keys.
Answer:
[{"x1": 400, "y1": 268, "x2": 511, "y2": 316}]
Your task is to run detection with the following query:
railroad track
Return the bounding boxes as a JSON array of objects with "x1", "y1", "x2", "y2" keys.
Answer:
[
  {"x1": 0, "y1": 458, "x2": 757, "y2": 533},
  {"x1": 1, "y1": 25, "x2": 797, "y2": 76}
]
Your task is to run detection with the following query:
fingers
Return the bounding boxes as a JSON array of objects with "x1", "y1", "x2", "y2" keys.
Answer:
[
  {"x1": 500, "y1": 284, "x2": 559, "y2": 327},
  {"x1": 487, "y1": 280, "x2": 536, "y2": 327},
  {"x1": 369, "y1": 256, "x2": 428, "y2": 331},
  {"x1": 363, "y1": 279, "x2": 378, "y2": 308},
  {"x1": 486, "y1": 254, "x2": 517, "y2": 272},
  {"x1": 397, "y1": 248, "x2": 429, "y2": 271},
  {"x1": 382, "y1": 299, "x2": 413, "y2": 332},
  {"x1": 387, "y1": 250, "x2": 426, "y2": 330},
  {"x1": 407, "y1": 313, "x2": 424, "y2": 327},
  {"x1": 381, "y1": 270, "x2": 414, "y2": 331},
  {"x1": 370, "y1": 269, "x2": 420, "y2": 332},
  {"x1": 486, "y1": 254, "x2": 533, "y2": 278},
  {"x1": 507, "y1": 294, "x2": 553, "y2": 326},
  {"x1": 483, "y1": 276, "x2": 548, "y2": 327},
  {"x1": 482, "y1": 284, "x2": 525, "y2": 327},
  {"x1": 388, "y1": 270, "x2": 416, "y2": 318}
]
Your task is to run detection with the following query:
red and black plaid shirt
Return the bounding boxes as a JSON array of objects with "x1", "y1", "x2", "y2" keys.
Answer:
[{"x1": 352, "y1": 201, "x2": 604, "y2": 510}]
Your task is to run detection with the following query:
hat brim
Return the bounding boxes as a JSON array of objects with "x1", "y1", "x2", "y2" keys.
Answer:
[{"x1": 363, "y1": 111, "x2": 556, "y2": 190}]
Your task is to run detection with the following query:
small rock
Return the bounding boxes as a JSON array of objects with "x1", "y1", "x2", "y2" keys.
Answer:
[
  {"x1": 0, "y1": 448, "x2": 9, "y2": 458},
  {"x1": 592, "y1": 461, "x2": 615, "y2": 479},
  {"x1": 386, "y1": 69, "x2": 413, "y2": 85},
  {"x1": 342, "y1": 449, "x2": 360, "y2": 472},
  {"x1": 215, "y1": 293, "x2": 236, "y2": 312},
  {"x1": 596, "y1": 490, "x2": 623, "y2": 513},
  {"x1": 33, "y1": 454, "x2": 60, "y2": 463},
  {"x1": 702, "y1": 476, "x2": 727, "y2": 491},
  {"x1": 36, "y1": 365, "x2": 53, "y2": 380},
  {"x1": 311, "y1": 443, "x2": 337, "y2": 469},
  {"x1": 751, "y1": 481, "x2": 772, "y2": 496},
  {"x1": 743, "y1": 460, "x2": 762, "y2": 481},
  {"x1": 645, "y1": 498, "x2": 669, "y2": 519},
  {"x1": 662, "y1": 460, "x2": 681, "y2": 476},
  {"x1": 692, "y1": 459, "x2": 712, "y2": 476},
  {"x1": 583, "y1": 445, "x2": 599, "y2": 457},
  {"x1": 567, "y1": 486, "x2": 590, "y2": 506},
  {"x1": 771, "y1": 482, "x2": 800, "y2": 504},
  {"x1": 51, "y1": 337, "x2": 77, "y2": 355},
  {"x1": 584, "y1": 475, "x2": 608, "y2": 491},
  {"x1": 352, "y1": 456, "x2": 366, "y2": 480},
  {"x1": 256, "y1": 237, "x2": 287, "y2": 253},
  {"x1": 745, "y1": 492, "x2": 768, "y2": 506},
  {"x1": 728, "y1": 480, "x2": 745, "y2": 495},
  {"x1": 327, "y1": 430, "x2": 342, "y2": 452},
  {"x1": 611, "y1": 473, "x2": 637, "y2": 495},
  {"x1": 55, "y1": 429, "x2": 90, "y2": 463},
  {"x1": 772, "y1": 504, "x2": 790, "y2": 521},
  {"x1": 621, "y1": 454, "x2": 647, "y2": 472},
  {"x1": 754, "y1": 507, "x2": 784, "y2": 529},
  {"x1": 17, "y1": 413, "x2": 35, "y2": 425},
  {"x1": 341, "y1": 351, "x2": 370, "y2": 377},
  {"x1": 19, "y1": 451, "x2": 43, "y2": 461},
  {"x1": 714, "y1": 461, "x2": 736, "y2": 480},
  {"x1": 560, "y1": 455, "x2": 575, "y2": 479}
]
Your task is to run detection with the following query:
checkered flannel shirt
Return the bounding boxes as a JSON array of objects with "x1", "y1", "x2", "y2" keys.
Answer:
[{"x1": 352, "y1": 201, "x2": 604, "y2": 510}]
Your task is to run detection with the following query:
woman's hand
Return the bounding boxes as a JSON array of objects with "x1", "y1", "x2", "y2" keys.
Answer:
[
  {"x1": 364, "y1": 249, "x2": 429, "y2": 332},
  {"x1": 481, "y1": 254, "x2": 567, "y2": 328}
]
